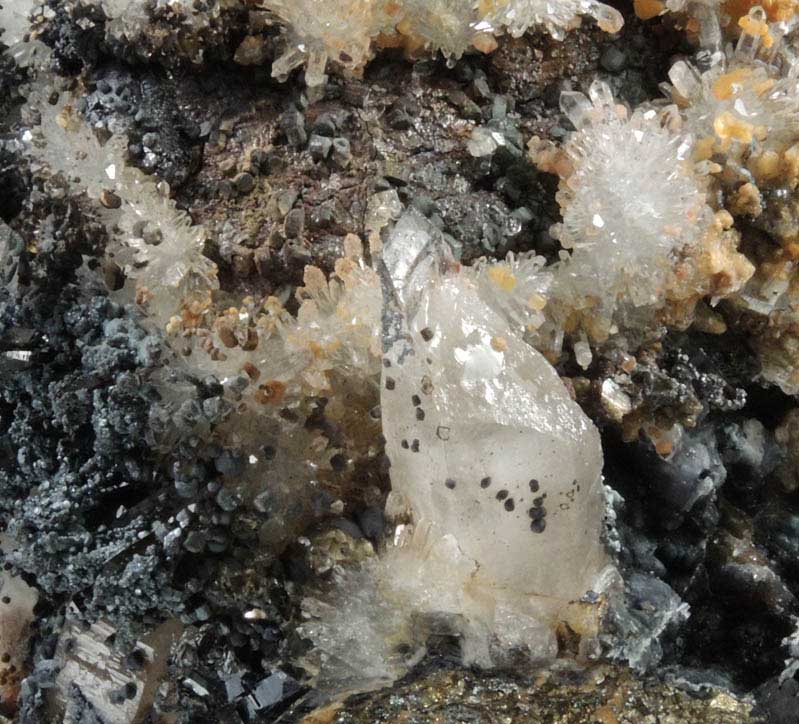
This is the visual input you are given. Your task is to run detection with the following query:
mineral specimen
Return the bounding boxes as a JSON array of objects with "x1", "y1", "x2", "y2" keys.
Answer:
[
  {"x1": 13, "y1": 0, "x2": 623, "y2": 89},
  {"x1": 9, "y1": 0, "x2": 799, "y2": 719},
  {"x1": 529, "y1": 80, "x2": 752, "y2": 361},
  {"x1": 268, "y1": 0, "x2": 623, "y2": 88}
]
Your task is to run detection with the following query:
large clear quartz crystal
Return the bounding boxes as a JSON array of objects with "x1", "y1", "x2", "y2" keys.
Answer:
[
  {"x1": 380, "y1": 209, "x2": 611, "y2": 622},
  {"x1": 299, "y1": 212, "x2": 614, "y2": 689}
]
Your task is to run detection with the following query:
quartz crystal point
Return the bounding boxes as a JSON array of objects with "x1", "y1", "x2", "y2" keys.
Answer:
[
  {"x1": 380, "y1": 210, "x2": 611, "y2": 612},
  {"x1": 666, "y1": 35, "x2": 799, "y2": 156},
  {"x1": 266, "y1": 0, "x2": 386, "y2": 85}
]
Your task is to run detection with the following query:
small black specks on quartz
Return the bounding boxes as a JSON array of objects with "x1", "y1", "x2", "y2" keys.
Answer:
[
  {"x1": 480, "y1": 476, "x2": 491, "y2": 488},
  {"x1": 385, "y1": 377, "x2": 396, "y2": 391},
  {"x1": 504, "y1": 498, "x2": 515, "y2": 512},
  {"x1": 416, "y1": 408, "x2": 425, "y2": 421},
  {"x1": 383, "y1": 358, "x2": 391, "y2": 368},
  {"x1": 496, "y1": 489, "x2": 509, "y2": 501},
  {"x1": 411, "y1": 439, "x2": 420, "y2": 452},
  {"x1": 420, "y1": 327, "x2": 434, "y2": 341},
  {"x1": 445, "y1": 478, "x2": 457, "y2": 490},
  {"x1": 529, "y1": 479, "x2": 539, "y2": 492},
  {"x1": 531, "y1": 518, "x2": 546, "y2": 533},
  {"x1": 411, "y1": 394, "x2": 421, "y2": 406},
  {"x1": 401, "y1": 439, "x2": 409, "y2": 449},
  {"x1": 529, "y1": 506, "x2": 546, "y2": 520},
  {"x1": 533, "y1": 496, "x2": 545, "y2": 507}
]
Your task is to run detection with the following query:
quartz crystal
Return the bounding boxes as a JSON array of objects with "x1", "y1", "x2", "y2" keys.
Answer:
[
  {"x1": 49, "y1": 0, "x2": 622, "y2": 88},
  {"x1": 266, "y1": 0, "x2": 387, "y2": 87},
  {"x1": 300, "y1": 211, "x2": 614, "y2": 688},
  {"x1": 265, "y1": 0, "x2": 623, "y2": 86},
  {"x1": 380, "y1": 210, "x2": 610, "y2": 603},
  {"x1": 5, "y1": 0, "x2": 624, "y2": 88},
  {"x1": 657, "y1": 9, "x2": 799, "y2": 393},
  {"x1": 9, "y1": 0, "x2": 799, "y2": 710},
  {"x1": 554, "y1": 81, "x2": 708, "y2": 312},
  {"x1": 668, "y1": 55, "x2": 799, "y2": 163},
  {"x1": 22, "y1": 90, "x2": 219, "y2": 333},
  {"x1": 527, "y1": 80, "x2": 752, "y2": 358}
]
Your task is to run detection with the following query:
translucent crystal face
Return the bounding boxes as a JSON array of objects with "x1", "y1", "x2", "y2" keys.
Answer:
[
  {"x1": 380, "y1": 212, "x2": 609, "y2": 601},
  {"x1": 484, "y1": 0, "x2": 623, "y2": 38}
]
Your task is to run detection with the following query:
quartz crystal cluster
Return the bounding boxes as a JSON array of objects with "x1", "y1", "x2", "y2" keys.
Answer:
[
  {"x1": 519, "y1": 80, "x2": 751, "y2": 365},
  {"x1": 648, "y1": 5, "x2": 799, "y2": 393},
  {"x1": 533, "y1": 82, "x2": 726, "y2": 357},
  {"x1": 262, "y1": 0, "x2": 621, "y2": 87},
  {"x1": 266, "y1": 0, "x2": 388, "y2": 89},
  {"x1": 634, "y1": 0, "x2": 799, "y2": 53},
  {"x1": 10, "y1": 62, "x2": 752, "y2": 691},
  {"x1": 23, "y1": 90, "x2": 218, "y2": 335},
  {"x1": 12, "y1": 0, "x2": 623, "y2": 88}
]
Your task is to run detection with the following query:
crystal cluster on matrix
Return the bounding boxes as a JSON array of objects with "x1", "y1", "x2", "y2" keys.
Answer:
[
  {"x1": 535, "y1": 82, "x2": 723, "y2": 355},
  {"x1": 28, "y1": 0, "x2": 622, "y2": 86},
  {"x1": 633, "y1": 0, "x2": 799, "y2": 52},
  {"x1": 300, "y1": 211, "x2": 615, "y2": 687},
  {"x1": 266, "y1": 0, "x2": 623, "y2": 88},
  {"x1": 16, "y1": 73, "x2": 755, "y2": 679},
  {"x1": 649, "y1": 6, "x2": 799, "y2": 393},
  {"x1": 22, "y1": 90, "x2": 218, "y2": 336},
  {"x1": 13, "y1": 0, "x2": 799, "y2": 695},
  {"x1": 475, "y1": 79, "x2": 752, "y2": 369}
]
